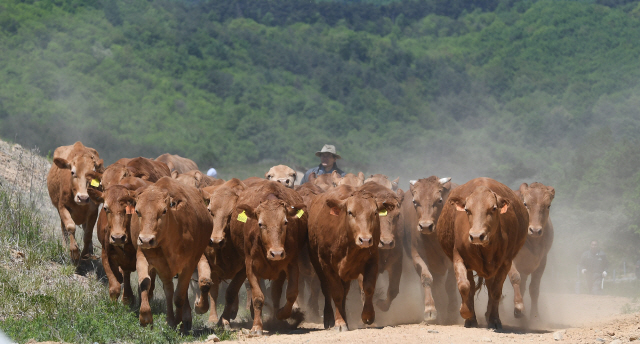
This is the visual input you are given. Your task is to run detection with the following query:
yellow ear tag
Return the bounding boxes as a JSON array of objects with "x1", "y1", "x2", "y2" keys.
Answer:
[
  {"x1": 379, "y1": 209, "x2": 388, "y2": 217},
  {"x1": 296, "y1": 209, "x2": 304, "y2": 218},
  {"x1": 91, "y1": 179, "x2": 100, "y2": 187},
  {"x1": 237, "y1": 210, "x2": 248, "y2": 223}
]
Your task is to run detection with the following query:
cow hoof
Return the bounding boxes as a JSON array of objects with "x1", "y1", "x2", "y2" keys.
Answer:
[
  {"x1": 194, "y1": 297, "x2": 209, "y2": 314},
  {"x1": 488, "y1": 318, "x2": 502, "y2": 330},
  {"x1": 250, "y1": 327, "x2": 263, "y2": 336},
  {"x1": 276, "y1": 307, "x2": 292, "y2": 320},
  {"x1": 514, "y1": 308, "x2": 524, "y2": 319},
  {"x1": 332, "y1": 324, "x2": 349, "y2": 332},
  {"x1": 464, "y1": 318, "x2": 478, "y2": 328},
  {"x1": 423, "y1": 309, "x2": 438, "y2": 323},
  {"x1": 70, "y1": 249, "x2": 81, "y2": 265}
]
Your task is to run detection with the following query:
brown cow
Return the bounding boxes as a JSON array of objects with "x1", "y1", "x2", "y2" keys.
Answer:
[
  {"x1": 357, "y1": 182, "x2": 404, "y2": 311},
  {"x1": 171, "y1": 169, "x2": 223, "y2": 189},
  {"x1": 308, "y1": 172, "x2": 334, "y2": 191},
  {"x1": 401, "y1": 176, "x2": 458, "y2": 323},
  {"x1": 194, "y1": 178, "x2": 247, "y2": 326},
  {"x1": 266, "y1": 164, "x2": 297, "y2": 188},
  {"x1": 47, "y1": 142, "x2": 104, "y2": 263},
  {"x1": 126, "y1": 157, "x2": 171, "y2": 181},
  {"x1": 364, "y1": 174, "x2": 400, "y2": 191},
  {"x1": 87, "y1": 176, "x2": 155, "y2": 305},
  {"x1": 436, "y1": 177, "x2": 528, "y2": 329},
  {"x1": 230, "y1": 181, "x2": 307, "y2": 335},
  {"x1": 333, "y1": 171, "x2": 365, "y2": 187},
  {"x1": 508, "y1": 182, "x2": 555, "y2": 319},
  {"x1": 308, "y1": 187, "x2": 381, "y2": 331},
  {"x1": 130, "y1": 177, "x2": 213, "y2": 332},
  {"x1": 155, "y1": 153, "x2": 198, "y2": 173}
]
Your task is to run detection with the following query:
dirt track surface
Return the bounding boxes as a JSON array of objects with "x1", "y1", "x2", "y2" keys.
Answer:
[{"x1": 194, "y1": 293, "x2": 640, "y2": 344}]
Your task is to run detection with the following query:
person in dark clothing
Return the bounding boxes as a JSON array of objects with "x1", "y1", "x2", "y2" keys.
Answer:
[
  {"x1": 580, "y1": 240, "x2": 609, "y2": 294},
  {"x1": 300, "y1": 144, "x2": 346, "y2": 184}
]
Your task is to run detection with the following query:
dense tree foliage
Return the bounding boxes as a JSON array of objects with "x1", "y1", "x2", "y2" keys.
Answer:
[{"x1": 2, "y1": 0, "x2": 640, "y2": 270}]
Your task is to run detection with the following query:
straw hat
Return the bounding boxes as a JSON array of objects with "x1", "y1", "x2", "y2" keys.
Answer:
[{"x1": 315, "y1": 144, "x2": 341, "y2": 159}]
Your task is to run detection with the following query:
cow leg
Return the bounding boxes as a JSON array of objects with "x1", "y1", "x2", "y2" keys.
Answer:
[
  {"x1": 58, "y1": 210, "x2": 80, "y2": 263},
  {"x1": 149, "y1": 269, "x2": 157, "y2": 300},
  {"x1": 529, "y1": 255, "x2": 547, "y2": 319},
  {"x1": 485, "y1": 265, "x2": 510, "y2": 330},
  {"x1": 271, "y1": 271, "x2": 286, "y2": 316},
  {"x1": 361, "y1": 257, "x2": 377, "y2": 326},
  {"x1": 326, "y1": 271, "x2": 348, "y2": 332},
  {"x1": 508, "y1": 262, "x2": 525, "y2": 318},
  {"x1": 122, "y1": 270, "x2": 134, "y2": 306},
  {"x1": 244, "y1": 281, "x2": 252, "y2": 310},
  {"x1": 453, "y1": 249, "x2": 476, "y2": 327},
  {"x1": 101, "y1": 245, "x2": 122, "y2": 302},
  {"x1": 80, "y1": 207, "x2": 98, "y2": 259},
  {"x1": 136, "y1": 248, "x2": 153, "y2": 327},
  {"x1": 277, "y1": 262, "x2": 299, "y2": 320},
  {"x1": 410, "y1": 241, "x2": 437, "y2": 322},
  {"x1": 195, "y1": 255, "x2": 212, "y2": 315},
  {"x1": 307, "y1": 273, "x2": 321, "y2": 318},
  {"x1": 159, "y1": 274, "x2": 176, "y2": 328},
  {"x1": 207, "y1": 280, "x2": 220, "y2": 324},
  {"x1": 444, "y1": 266, "x2": 460, "y2": 324},
  {"x1": 219, "y1": 270, "x2": 246, "y2": 330},
  {"x1": 246, "y1": 265, "x2": 265, "y2": 335},
  {"x1": 175, "y1": 268, "x2": 194, "y2": 333},
  {"x1": 377, "y1": 258, "x2": 402, "y2": 312}
]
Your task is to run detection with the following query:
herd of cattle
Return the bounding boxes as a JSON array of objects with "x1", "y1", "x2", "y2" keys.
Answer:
[{"x1": 46, "y1": 141, "x2": 555, "y2": 335}]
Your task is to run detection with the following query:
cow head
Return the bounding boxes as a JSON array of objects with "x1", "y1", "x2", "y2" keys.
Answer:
[
  {"x1": 134, "y1": 184, "x2": 184, "y2": 249},
  {"x1": 364, "y1": 174, "x2": 400, "y2": 191},
  {"x1": 333, "y1": 171, "x2": 365, "y2": 188},
  {"x1": 377, "y1": 189, "x2": 405, "y2": 249},
  {"x1": 410, "y1": 176, "x2": 452, "y2": 234},
  {"x1": 89, "y1": 185, "x2": 137, "y2": 246},
  {"x1": 54, "y1": 154, "x2": 104, "y2": 205},
  {"x1": 201, "y1": 178, "x2": 246, "y2": 247},
  {"x1": 519, "y1": 182, "x2": 555, "y2": 237},
  {"x1": 237, "y1": 199, "x2": 305, "y2": 261},
  {"x1": 173, "y1": 170, "x2": 206, "y2": 188},
  {"x1": 450, "y1": 186, "x2": 509, "y2": 246},
  {"x1": 327, "y1": 190, "x2": 380, "y2": 248},
  {"x1": 265, "y1": 165, "x2": 297, "y2": 189},
  {"x1": 311, "y1": 172, "x2": 334, "y2": 191},
  {"x1": 100, "y1": 163, "x2": 130, "y2": 189}
]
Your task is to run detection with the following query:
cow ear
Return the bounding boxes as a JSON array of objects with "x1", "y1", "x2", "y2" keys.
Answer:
[
  {"x1": 171, "y1": 170, "x2": 179, "y2": 179},
  {"x1": 450, "y1": 197, "x2": 466, "y2": 212},
  {"x1": 287, "y1": 203, "x2": 306, "y2": 217},
  {"x1": 291, "y1": 172, "x2": 297, "y2": 184},
  {"x1": 519, "y1": 183, "x2": 529, "y2": 195},
  {"x1": 379, "y1": 201, "x2": 396, "y2": 213},
  {"x1": 357, "y1": 172, "x2": 365, "y2": 183},
  {"x1": 53, "y1": 157, "x2": 70, "y2": 170},
  {"x1": 548, "y1": 186, "x2": 555, "y2": 200},
  {"x1": 94, "y1": 159, "x2": 105, "y2": 173},
  {"x1": 87, "y1": 188, "x2": 104, "y2": 204},
  {"x1": 169, "y1": 197, "x2": 184, "y2": 210},
  {"x1": 166, "y1": 161, "x2": 175, "y2": 172},
  {"x1": 86, "y1": 171, "x2": 104, "y2": 191},
  {"x1": 231, "y1": 179, "x2": 247, "y2": 193},
  {"x1": 331, "y1": 170, "x2": 341, "y2": 184},
  {"x1": 194, "y1": 171, "x2": 203, "y2": 183},
  {"x1": 236, "y1": 203, "x2": 256, "y2": 220},
  {"x1": 396, "y1": 188, "x2": 405, "y2": 204},
  {"x1": 199, "y1": 188, "x2": 212, "y2": 206},
  {"x1": 498, "y1": 196, "x2": 509, "y2": 214},
  {"x1": 392, "y1": 177, "x2": 400, "y2": 191},
  {"x1": 326, "y1": 198, "x2": 346, "y2": 213},
  {"x1": 308, "y1": 172, "x2": 317, "y2": 183}
]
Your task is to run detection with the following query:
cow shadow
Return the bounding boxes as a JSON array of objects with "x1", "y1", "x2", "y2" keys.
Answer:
[
  {"x1": 228, "y1": 308, "x2": 313, "y2": 335},
  {"x1": 75, "y1": 256, "x2": 107, "y2": 282}
]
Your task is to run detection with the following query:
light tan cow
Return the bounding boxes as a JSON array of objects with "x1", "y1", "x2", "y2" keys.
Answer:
[{"x1": 265, "y1": 164, "x2": 297, "y2": 188}]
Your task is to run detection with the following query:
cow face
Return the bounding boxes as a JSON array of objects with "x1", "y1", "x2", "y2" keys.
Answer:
[
  {"x1": 451, "y1": 186, "x2": 509, "y2": 246},
  {"x1": 173, "y1": 170, "x2": 205, "y2": 188},
  {"x1": 202, "y1": 187, "x2": 237, "y2": 247},
  {"x1": 134, "y1": 187, "x2": 182, "y2": 249},
  {"x1": 327, "y1": 192, "x2": 379, "y2": 248},
  {"x1": 54, "y1": 155, "x2": 104, "y2": 205},
  {"x1": 238, "y1": 200, "x2": 305, "y2": 261},
  {"x1": 91, "y1": 185, "x2": 136, "y2": 246},
  {"x1": 410, "y1": 177, "x2": 452, "y2": 234},
  {"x1": 377, "y1": 189, "x2": 404, "y2": 250},
  {"x1": 333, "y1": 171, "x2": 365, "y2": 188},
  {"x1": 265, "y1": 165, "x2": 297, "y2": 189},
  {"x1": 519, "y1": 182, "x2": 555, "y2": 237}
]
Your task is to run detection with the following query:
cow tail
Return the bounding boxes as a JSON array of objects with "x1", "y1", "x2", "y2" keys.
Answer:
[{"x1": 474, "y1": 276, "x2": 484, "y2": 297}]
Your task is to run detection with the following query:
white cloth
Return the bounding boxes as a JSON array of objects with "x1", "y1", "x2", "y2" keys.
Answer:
[{"x1": 207, "y1": 168, "x2": 217, "y2": 178}]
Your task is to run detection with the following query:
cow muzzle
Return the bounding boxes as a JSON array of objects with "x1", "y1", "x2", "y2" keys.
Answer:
[
  {"x1": 528, "y1": 226, "x2": 543, "y2": 237},
  {"x1": 110, "y1": 233, "x2": 128, "y2": 246},
  {"x1": 267, "y1": 248, "x2": 286, "y2": 261},
  {"x1": 75, "y1": 193, "x2": 90, "y2": 204},
  {"x1": 379, "y1": 237, "x2": 395, "y2": 249},
  {"x1": 137, "y1": 234, "x2": 157, "y2": 249},
  {"x1": 356, "y1": 235, "x2": 373, "y2": 248},
  {"x1": 277, "y1": 178, "x2": 294, "y2": 188},
  {"x1": 468, "y1": 231, "x2": 489, "y2": 245},
  {"x1": 418, "y1": 221, "x2": 435, "y2": 234},
  {"x1": 209, "y1": 236, "x2": 225, "y2": 247}
]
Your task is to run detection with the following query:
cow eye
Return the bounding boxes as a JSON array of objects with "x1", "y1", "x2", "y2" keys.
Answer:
[
  {"x1": 258, "y1": 222, "x2": 264, "y2": 228},
  {"x1": 103, "y1": 206, "x2": 109, "y2": 213},
  {"x1": 438, "y1": 198, "x2": 443, "y2": 203},
  {"x1": 71, "y1": 170, "x2": 76, "y2": 177},
  {"x1": 412, "y1": 200, "x2": 418, "y2": 207},
  {"x1": 523, "y1": 201, "x2": 528, "y2": 207},
  {"x1": 348, "y1": 211, "x2": 354, "y2": 217},
  {"x1": 267, "y1": 175, "x2": 272, "y2": 180},
  {"x1": 135, "y1": 210, "x2": 141, "y2": 217},
  {"x1": 493, "y1": 205, "x2": 497, "y2": 211},
  {"x1": 163, "y1": 208, "x2": 167, "y2": 215},
  {"x1": 284, "y1": 219, "x2": 288, "y2": 225}
]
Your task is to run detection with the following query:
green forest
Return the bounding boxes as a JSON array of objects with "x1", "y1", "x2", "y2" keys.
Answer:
[{"x1": 1, "y1": 0, "x2": 640, "y2": 272}]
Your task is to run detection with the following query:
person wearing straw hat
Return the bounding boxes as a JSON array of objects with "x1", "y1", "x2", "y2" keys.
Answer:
[{"x1": 300, "y1": 144, "x2": 346, "y2": 184}]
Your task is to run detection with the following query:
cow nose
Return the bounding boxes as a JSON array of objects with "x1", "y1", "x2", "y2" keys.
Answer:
[
  {"x1": 529, "y1": 227, "x2": 543, "y2": 236},
  {"x1": 110, "y1": 233, "x2": 127, "y2": 245},
  {"x1": 379, "y1": 238, "x2": 395, "y2": 249},
  {"x1": 469, "y1": 232, "x2": 488, "y2": 245},
  {"x1": 76, "y1": 194, "x2": 90, "y2": 204},
  {"x1": 357, "y1": 236, "x2": 373, "y2": 248},
  {"x1": 268, "y1": 249, "x2": 286, "y2": 261},
  {"x1": 209, "y1": 237, "x2": 225, "y2": 247},
  {"x1": 138, "y1": 234, "x2": 157, "y2": 248},
  {"x1": 418, "y1": 221, "x2": 434, "y2": 233}
]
